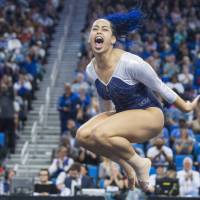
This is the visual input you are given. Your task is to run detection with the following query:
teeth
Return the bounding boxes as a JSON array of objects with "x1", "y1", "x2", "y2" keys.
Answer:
[
  {"x1": 96, "y1": 36, "x2": 103, "y2": 40},
  {"x1": 95, "y1": 36, "x2": 104, "y2": 43}
]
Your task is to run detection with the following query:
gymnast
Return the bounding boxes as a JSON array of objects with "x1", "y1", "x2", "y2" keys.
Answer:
[{"x1": 76, "y1": 9, "x2": 199, "y2": 191}]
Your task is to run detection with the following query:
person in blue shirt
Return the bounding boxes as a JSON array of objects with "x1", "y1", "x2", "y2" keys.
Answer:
[
  {"x1": 75, "y1": 9, "x2": 199, "y2": 191},
  {"x1": 58, "y1": 83, "x2": 81, "y2": 134}
]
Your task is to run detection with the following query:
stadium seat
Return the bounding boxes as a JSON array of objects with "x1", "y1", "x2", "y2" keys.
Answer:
[
  {"x1": 0, "y1": 132, "x2": 5, "y2": 147},
  {"x1": 99, "y1": 178, "x2": 104, "y2": 188},
  {"x1": 87, "y1": 165, "x2": 98, "y2": 185},
  {"x1": 175, "y1": 155, "x2": 193, "y2": 170},
  {"x1": 150, "y1": 167, "x2": 156, "y2": 175}
]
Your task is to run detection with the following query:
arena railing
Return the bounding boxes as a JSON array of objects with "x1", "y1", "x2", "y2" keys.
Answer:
[
  {"x1": 20, "y1": 140, "x2": 29, "y2": 165},
  {"x1": 44, "y1": 87, "x2": 50, "y2": 128},
  {"x1": 50, "y1": 2, "x2": 74, "y2": 88},
  {"x1": 38, "y1": 105, "x2": 44, "y2": 125}
]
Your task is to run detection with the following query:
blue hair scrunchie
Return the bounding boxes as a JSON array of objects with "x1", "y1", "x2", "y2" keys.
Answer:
[{"x1": 104, "y1": 9, "x2": 144, "y2": 37}]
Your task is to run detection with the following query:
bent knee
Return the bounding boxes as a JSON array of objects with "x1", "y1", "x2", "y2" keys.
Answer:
[
  {"x1": 76, "y1": 128, "x2": 91, "y2": 145},
  {"x1": 91, "y1": 127, "x2": 108, "y2": 143}
]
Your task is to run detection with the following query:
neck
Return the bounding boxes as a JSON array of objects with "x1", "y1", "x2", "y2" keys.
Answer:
[{"x1": 94, "y1": 48, "x2": 113, "y2": 69}]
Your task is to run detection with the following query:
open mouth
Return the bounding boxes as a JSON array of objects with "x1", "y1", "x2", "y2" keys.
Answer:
[{"x1": 95, "y1": 36, "x2": 104, "y2": 49}]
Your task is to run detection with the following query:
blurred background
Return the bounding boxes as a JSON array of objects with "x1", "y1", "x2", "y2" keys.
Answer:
[{"x1": 0, "y1": 0, "x2": 199, "y2": 199}]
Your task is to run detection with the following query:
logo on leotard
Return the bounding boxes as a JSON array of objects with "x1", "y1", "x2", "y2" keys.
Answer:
[{"x1": 138, "y1": 98, "x2": 150, "y2": 106}]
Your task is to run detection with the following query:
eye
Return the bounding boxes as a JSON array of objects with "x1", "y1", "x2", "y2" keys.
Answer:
[
  {"x1": 103, "y1": 28, "x2": 109, "y2": 31},
  {"x1": 92, "y1": 27, "x2": 98, "y2": 31}
]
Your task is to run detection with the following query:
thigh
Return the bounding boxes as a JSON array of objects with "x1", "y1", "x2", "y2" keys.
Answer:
[
  {"x1": 79, "y1": 111, "x2": 116, "y2": 131},
  {"x1": 95, "y1": 107, "x2": 164, "y2": 143}
]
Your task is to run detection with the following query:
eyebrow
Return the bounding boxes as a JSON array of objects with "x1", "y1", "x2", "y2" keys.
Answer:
[{"x1": 93, "y1": 25, "x2": 110, "y2": 28}]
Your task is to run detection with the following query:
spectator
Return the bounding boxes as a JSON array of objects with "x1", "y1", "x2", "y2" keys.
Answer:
[
  {"x1": 162, "y1": 54, "x2": 180, "y2": 80},
  {"x1": 62, "y1": 119, "x2": 77, "y2": 140},
  {"x1": 99, "y1": 157, "x2": 120, "y2": 179},
  {"x1": 57, "y1": 163, "x2": 94, "y2": 196},
  {"x1": 177, "y1": 157, "x2": 200, "y2": 197},
  {"x1": 171, "y1": 118, "x2": 195, "y2": 145},
  {"x1": 80, "y1": 164, "x2": 88, "y2": 177},
  {"x1": 147, "y1": 136, "x2": 173, "y2": 167},
  {"x1": 0, "y1": 76, "x2": 15, "y2": 153},
  {"x1": 0, "y1": 169, "x2": 16, "y2": 195},
  {"x1": 165, "y1": 104, "x2": 189, "y2": 130},
  {"x1": 171, "y1": 118, "x2": 193, "y2": 136},
  {"x1": 49, "y1": 146, "x2": 74, "y2": 179},
  {"x1": 57, "y1": 83, "x2": 81, "y2": 134},
  {"x1": 104, "y1": 163, "x2": 128, "y2": 200},
  {"x1": 174, "y1": 128, "x2": 194, "y2": 154},
  {"x1": 148, "y1": 128, "x2": 170, "y2": 147},
  {"x1": 178, "y1": 64, "x2": 194, "y2": 89},
  {"x1": 79, "y1": 147, "x2": 100, "y2": 166},
  {"x1": 34, "y1": 168, "x2": 59, "y2": 196},
  {"x1": 149, "y1": 165, "x2": 167, "y2": 192},
  {"x1": 167, "y1": 74, "x2": 184, "y2": 95},
  {"x1": 72, "y1": 73, "x2": 90, "y2": 94},
  {"x1": 76, "y1": 87, "x2": 91, "y2": 124},
  {"x1": 85, "y1": 96, "x2": 100, "y2": 119},
  {"x1": 61, "y1": 124, "x2": 79, "y2": 160},
  {"x1": 13, "y1": 73, "x2": 32, "y2": 110}
]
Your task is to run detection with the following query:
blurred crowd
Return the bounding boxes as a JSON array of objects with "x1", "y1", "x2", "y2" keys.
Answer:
[{"x1": 0, "y1": 0, "x2": 63, "y2": 193}]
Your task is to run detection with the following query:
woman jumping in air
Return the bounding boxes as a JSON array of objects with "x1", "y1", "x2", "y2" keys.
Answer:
[{"x1": 76, "y1": 9, "x2": 199, "y2": 191}]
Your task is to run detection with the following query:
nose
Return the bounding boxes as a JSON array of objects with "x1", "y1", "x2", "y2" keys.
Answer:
[{"x1": 96, "y1": 28, "x2": 103, "y2": 34}]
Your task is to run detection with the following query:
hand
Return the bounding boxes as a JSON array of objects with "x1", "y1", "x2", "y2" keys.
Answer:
[
  {"x1": 185, "y1": 95, "x2": 200, "y2": 112},
  {"x1": 188, "y1": 173, "x2": 193, "y2": 180},
  {"x1": 41, "y1": 192, "x2": 49, "y2": 196}
]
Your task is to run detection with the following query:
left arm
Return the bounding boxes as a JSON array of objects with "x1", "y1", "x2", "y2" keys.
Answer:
[{"x1": 129, "y1": 56, "x2": 199, "y2": 112}]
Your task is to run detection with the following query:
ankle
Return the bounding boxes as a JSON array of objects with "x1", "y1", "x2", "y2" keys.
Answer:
[{"x1": 127, "y1": 153, "x2": 145, "y2": 169}]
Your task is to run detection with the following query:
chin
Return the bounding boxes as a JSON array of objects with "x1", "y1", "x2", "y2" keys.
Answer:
[
  {"x1": 92, "y1": 46, "x2": 111, "y2": 55},
  {"x1": 94, "y1": 50, "x2": 104, "y2": 54},
  {"x1": 92, "y1": 47, "x2": 105, "y2": 54}
]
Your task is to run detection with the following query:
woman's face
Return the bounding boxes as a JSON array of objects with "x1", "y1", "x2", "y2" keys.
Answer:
[{"x1": 88, "y1": 19, "x2": 116, "y2": 54}]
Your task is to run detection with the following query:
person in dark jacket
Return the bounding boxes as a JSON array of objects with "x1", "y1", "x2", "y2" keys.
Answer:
[
  {"x1": 57, "y1": 163, "x2": 94, "y2": 196},
  {"x1": 57, "y1": 83, "x2": 81, "y2": 134},
  {"x1": 34, "y1": 168, "x2": 59, "y2": 196},
  {"x1": 0, "y1": 76, "x2": 15, "y2": 153}
]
